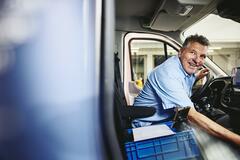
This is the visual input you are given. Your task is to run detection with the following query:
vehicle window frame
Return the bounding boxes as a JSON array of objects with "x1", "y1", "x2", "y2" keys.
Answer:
[
  {"x1": 128, "y1": 38, "x2": 179, "y2": 82},
  {"x1": 123, "y1": 32, "x2": 181, "y2": 105}
]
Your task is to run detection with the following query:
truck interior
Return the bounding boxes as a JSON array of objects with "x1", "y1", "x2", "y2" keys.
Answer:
[
  {"x1": 105, "y1": 0, "x2": 240, "y2": 159},
  {"x1": 0, "y1": 0, "x2": 239, "y2": 159}
]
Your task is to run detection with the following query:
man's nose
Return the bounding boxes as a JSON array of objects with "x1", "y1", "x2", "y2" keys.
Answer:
[{"x1": 193, "y1": 54, "x2": 203, "y2": 65}]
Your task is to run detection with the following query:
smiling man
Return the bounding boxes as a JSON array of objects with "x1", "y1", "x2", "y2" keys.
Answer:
[
  {"x1": 180, "y1": 36, "x2": 208, "y2": 75},
  {"x1": 133, "y1": 34, "x2": 240, "y2": 145}
]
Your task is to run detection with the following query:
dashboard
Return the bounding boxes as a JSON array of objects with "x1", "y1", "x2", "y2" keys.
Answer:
[{"x1": 192, "y1": 76, "x2": 240, "y2": 133}]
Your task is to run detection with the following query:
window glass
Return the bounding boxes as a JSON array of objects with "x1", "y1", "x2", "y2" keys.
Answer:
[
  {"x1": 153, "y1": 55, "x2": 165, "y2": 67},
  {"x1": 130, "y1": 39, "x2": 178, "y2": 86},
  {"x1": 167, "y1": 45, "x2": 178, "y2": 58},
  {"x1": 130, "y1": 39, "x2": 164, "y2": 85}
]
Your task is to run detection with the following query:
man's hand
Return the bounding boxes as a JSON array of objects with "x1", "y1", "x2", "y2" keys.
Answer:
[{"x1": 195, "y1": 68, "x2": 209, "y2": 80}]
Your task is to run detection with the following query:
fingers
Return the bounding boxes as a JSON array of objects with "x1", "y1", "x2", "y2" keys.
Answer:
[
  {"x1": 196, "y1": 68, "x2": 209, "y2": 80},
  {"x1": 201, "y1": 68, "x2": 209, "y2": 75}
]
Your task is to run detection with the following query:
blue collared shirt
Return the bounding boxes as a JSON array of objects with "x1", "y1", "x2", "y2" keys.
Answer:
[{"x1": 133, "y1": 55, "x2": 196, "y2": 127}]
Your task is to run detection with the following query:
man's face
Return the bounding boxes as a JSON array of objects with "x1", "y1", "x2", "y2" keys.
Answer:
[{"x1": 179, "y1": 42, "x2": 208, "y2": 75}]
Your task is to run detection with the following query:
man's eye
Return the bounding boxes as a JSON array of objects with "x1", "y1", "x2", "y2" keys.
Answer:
[{"x1": 201, "y1": 55, "x2": 206, "y2": 59}]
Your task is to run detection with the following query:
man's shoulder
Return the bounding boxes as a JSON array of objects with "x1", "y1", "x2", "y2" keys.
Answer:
[{"x1": 152, "y1": 56, "x2": 181, "y2": 76}]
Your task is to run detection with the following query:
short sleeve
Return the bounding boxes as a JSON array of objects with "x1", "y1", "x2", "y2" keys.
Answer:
[{"x1": 149, "y1": 68, "x2": 194, "y2": 109}]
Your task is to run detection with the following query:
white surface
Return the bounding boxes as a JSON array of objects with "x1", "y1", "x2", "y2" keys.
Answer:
[{"x1": 132, "y1": 124, "x2": 175, "y2": 141}]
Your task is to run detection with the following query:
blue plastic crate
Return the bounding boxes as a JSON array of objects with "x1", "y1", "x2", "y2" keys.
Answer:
[{"x1": 125, "y1": 130, "x2": 202, "y2": 160}]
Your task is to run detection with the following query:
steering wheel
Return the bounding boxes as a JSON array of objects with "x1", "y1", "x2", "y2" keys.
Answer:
[{"x1": 191, "y1": 72, "x2": 214, "y2": 103}]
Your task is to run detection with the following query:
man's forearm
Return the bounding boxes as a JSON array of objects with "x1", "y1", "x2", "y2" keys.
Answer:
[{"x1": 188, "y1": 107, "x2": 240, "y2": 145}]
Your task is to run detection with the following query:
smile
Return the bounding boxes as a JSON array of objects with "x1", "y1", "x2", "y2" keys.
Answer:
[{"x1": 189, "y1": 62, "x2": 197, "y2": 68}]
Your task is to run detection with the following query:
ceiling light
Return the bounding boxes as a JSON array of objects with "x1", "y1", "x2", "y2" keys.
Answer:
[{"x1": 177, "y1": 5, "x2": 193, "y2": 16}]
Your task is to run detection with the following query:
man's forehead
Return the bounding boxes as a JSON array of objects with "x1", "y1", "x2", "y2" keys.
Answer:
[{"x1": 186, "y1": 42, "x2": 208, "y2": 53}]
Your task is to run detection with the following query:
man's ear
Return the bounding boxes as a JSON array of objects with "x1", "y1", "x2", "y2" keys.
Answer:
[{"x1": 178, "y1": 48, "x2": 183, "y2": 57}]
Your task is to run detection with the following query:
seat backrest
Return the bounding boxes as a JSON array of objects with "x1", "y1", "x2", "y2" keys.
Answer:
[
  {"x1": 114, "y1": 53, "x2": 130, "y2": 130},
  {"x1": 114, "y1": 52, "x2": 160, "y2": 157},
  {"x1": 114, "y1": 53, "x2": 156, "y2": 138},
  {"x1": 114, "y1": 53, "x2": 132, "y2": 156}
]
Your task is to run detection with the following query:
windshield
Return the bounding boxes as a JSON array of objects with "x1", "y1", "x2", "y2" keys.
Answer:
[{"x1": 184, "y1": 14, "x2": 240, "y2": 75}]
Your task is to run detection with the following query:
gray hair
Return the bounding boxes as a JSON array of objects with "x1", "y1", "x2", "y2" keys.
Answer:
[{"x1": 182, "y1": 34, "x2": 210, "y2": 48}]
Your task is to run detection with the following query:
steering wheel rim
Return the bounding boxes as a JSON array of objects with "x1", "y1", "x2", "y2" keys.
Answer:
[{"x1": 191, "y1": 72, "x2": 213, "y2": 103}]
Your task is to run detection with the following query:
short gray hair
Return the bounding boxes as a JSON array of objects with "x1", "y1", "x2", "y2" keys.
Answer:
[{"x1": 182, "y1": 34, "x2": 210, "y2": 48}]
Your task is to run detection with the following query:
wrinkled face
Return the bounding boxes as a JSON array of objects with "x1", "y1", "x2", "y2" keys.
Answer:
[{"x1": 179, "y1": 42, "x2": 208, "y2": 75}]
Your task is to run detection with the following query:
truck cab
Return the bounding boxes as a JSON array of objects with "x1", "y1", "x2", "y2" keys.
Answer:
[{"x1": 0, "y1": 0, "x2": 239, "y2": 159}]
